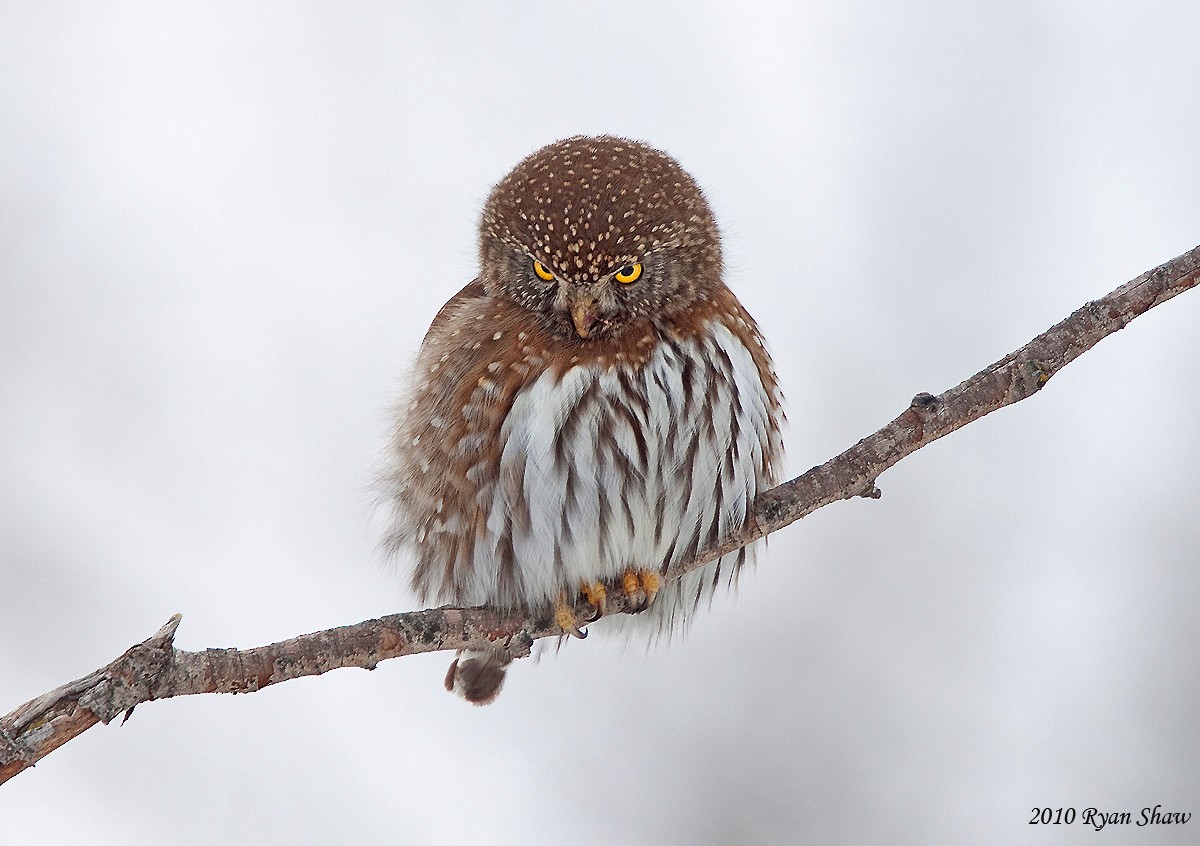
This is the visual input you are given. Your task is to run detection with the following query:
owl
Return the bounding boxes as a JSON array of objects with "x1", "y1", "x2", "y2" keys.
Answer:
[{"x1": 381, "y1": 136, "x2": 784, "y2": 703}]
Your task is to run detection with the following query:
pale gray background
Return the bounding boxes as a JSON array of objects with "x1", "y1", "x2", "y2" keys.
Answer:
[{"x1": 2, "y1": 3, "x2": 1198, "y2": 844}]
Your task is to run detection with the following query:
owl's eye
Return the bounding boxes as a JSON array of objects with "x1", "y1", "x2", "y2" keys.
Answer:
[
  {"x1": 614, "y1": 263, "x2": 643, "y2": 284},
  {"x1": 532, "y1": 259, "x2": 555, "y2": 282}
]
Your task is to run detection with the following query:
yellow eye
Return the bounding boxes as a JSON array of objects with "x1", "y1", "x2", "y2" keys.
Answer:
[
  {"x1": 614, "y1": 263, "x2": 643, "y2": 284},
  {"x1": 532, "y1": 259, "x2": 555, "y2": 281}
]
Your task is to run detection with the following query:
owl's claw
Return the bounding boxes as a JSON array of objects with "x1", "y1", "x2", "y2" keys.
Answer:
[
  {"x1": 554, "y1": 596, "x2": 586, "y2": 638},
  {"x1": 555, "y1": 582, "x2": 607, "y2": 638},
  {"x1": 622, "y1": 569, "x2": 662, "y2": 613},
  {"x1": 581, "y1": 580, "x2": 607, "y2": 621}
]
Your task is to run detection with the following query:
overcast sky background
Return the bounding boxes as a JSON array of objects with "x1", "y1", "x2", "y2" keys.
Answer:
[{"x1": 2, "y1": 3, "x2": 1198, "y2": 844}]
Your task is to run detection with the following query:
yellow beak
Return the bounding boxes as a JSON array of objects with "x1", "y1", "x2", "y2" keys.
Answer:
[{"x1": 569, "y1": 293, "x2": 598, "y2": 338}]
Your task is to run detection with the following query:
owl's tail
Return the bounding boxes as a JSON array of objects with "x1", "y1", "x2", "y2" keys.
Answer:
[{"x1": 444, "y1": 649, "x2": 511, "y2": 705}]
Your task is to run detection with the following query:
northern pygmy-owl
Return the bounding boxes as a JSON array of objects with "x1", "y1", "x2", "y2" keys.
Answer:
[{"x1": 382, "y1": 136, "x2": 784, "y2": 703}]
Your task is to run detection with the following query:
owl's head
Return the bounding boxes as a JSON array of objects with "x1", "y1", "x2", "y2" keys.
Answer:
[{"x1": 479, "y1": 136, "x2": 723, "y2": 340}]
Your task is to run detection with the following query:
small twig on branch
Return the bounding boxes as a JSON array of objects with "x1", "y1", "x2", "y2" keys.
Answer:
[{"x1": 2, "y1": 243, "x2": 1197, "y2": 785}]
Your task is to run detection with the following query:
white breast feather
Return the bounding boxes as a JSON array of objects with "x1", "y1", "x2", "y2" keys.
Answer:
[{"x1": 455, "y1": 318, "x2": 777, "y2": 634}]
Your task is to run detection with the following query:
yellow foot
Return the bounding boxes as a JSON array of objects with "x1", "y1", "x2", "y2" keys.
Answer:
[
  {"x1": 622, "y1": 569, "x2": 662, "y2": 613},
  {"x1": 581, "y1": 581, "x2": 608, "y2": 620},
  {"x1": 554, "y1": 581, "x2": 607, "y2": 639}
]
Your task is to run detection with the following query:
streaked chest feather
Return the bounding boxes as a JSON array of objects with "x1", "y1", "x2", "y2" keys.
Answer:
[{"x1": 390, "y1": 316, "x2": 781, "y2": 622}]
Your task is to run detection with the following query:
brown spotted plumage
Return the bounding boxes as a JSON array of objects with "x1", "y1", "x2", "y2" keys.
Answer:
[{"x1": 381, "y1": 136, "x2": 784, "y2": 703}]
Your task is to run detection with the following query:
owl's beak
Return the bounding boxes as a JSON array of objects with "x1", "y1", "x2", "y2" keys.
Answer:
[{"x1": 568, "y1": 292, "x2": 599, "y2": 338}]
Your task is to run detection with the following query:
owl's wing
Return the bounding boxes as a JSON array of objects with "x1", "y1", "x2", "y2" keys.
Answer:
[{"x1": 424, "y1": 278, "x2": 487, "y2": 341}]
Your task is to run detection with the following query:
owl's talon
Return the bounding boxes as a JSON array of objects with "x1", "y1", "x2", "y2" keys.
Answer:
[
  {"x1": 555, "y1": 589, "x2": 594, "y2": 639},
  {"x1": 622, "y1": 570, "x2": 644, "y2": 611},
  {"x1": 581, "y1": 580, "x2": 607, "y2": 621},
  {"x1": 642, "y1": 571, "x2": 661, "y2": 607},
  {"x1": 555, "y1": 603, "x2": 586, "y2": 638},
  {"x1": 622, "y1": 569, "x2": 662, "y2": 613}
]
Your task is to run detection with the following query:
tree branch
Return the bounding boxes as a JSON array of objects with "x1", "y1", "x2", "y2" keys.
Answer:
[{"x1": 3, "y1": 243, "x2": 1197, "y2": 785}]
